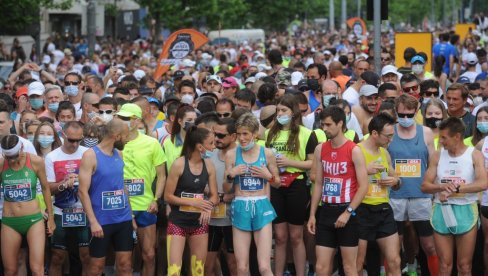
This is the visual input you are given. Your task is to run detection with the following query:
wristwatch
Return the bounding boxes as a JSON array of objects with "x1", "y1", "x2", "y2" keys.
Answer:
[
  {"x1": 226, "y1": 174, "x2": 234, "y2": 182},
  {"x1": 346, "y1": 206, "x2": 356, "y2": 216}
]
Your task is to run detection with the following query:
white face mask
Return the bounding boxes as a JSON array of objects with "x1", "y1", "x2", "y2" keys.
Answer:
[
  {"x1": 412, "y1": 64, "x2": 424, "y2": 75},
  {"x1": 101, "y1": 113, "x2": 113, "y2": 123},
  {"x1": 181, "y1": 94, "x2": 194, "y2": 105}
]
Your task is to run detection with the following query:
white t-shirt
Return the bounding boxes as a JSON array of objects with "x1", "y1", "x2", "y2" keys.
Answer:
[
  {"x1": 460, "y1": 71, "x2": 478, "y2": 83},
  {"x1": 73, "y1": 101, "x2": 82, "y2": 120},
  {"x1": 347, "y1": 112, "x2": 363, "y2": 140},
  {"x1": 342, "y1": 86, "x2": 360, "y2": 107},
  {"x1": 45, "y1": 146, "x2": 88, "y2": 215}
]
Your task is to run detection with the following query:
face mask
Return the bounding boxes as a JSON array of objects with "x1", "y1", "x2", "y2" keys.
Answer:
[
  {"x1": 138, "y1": 129, "x2": 146, "y2": 135},
  {"x1": 323, "y1": 95, "x2": 335, "y2": 108},
  {"x1": 277, "y1": 115, "x2": 291, "y2": 125},
  {"x1": 473, "y1": 96, "x2": 483, "y2": 106},
  {"x1": 200, "y1": 147, "x2": 213, "y2": 159},
  {"x1": 65, "y1": 85, "x2": 79, "y2": 97},
  {"x1": 241, "y1": 140, "x2": 255, "y2": 151},
  {"x1": 422, "y1": 98, "x2": 430, "y2": 105},
  {"x1": 183, "y1": 121, "x2": 194, "y2": 132},
  {"x1": 59, "y1": 121, "x2": 66, "y2": 129},
  {"x1": 102, "y1": 59, "x2": 109, "y2": 65},
  {"x1": 477, "y1": 122, "x2": 488, "y2": 134},
  {"x1": 55, "y1": 74, "x2": 65, "y2": 81},
  {"x1": 425, "y1": 117, "x2": 442, "y2": 129},
  {"x1": 83, "y1": 137, "x2": 98, "y2": 148},
  {"x1": 181, "y1": 94, "x2": 194, "y2": 105},
  {"x1": 346, "y1": 114, "x2": 351, "y2": 123},
  {"x1": 398, "y1": 117, "x2": 415, "y2": 128},
  {"x1": 88, "y1": 111, "x2": 97, "y2": 120},
  {"x1": 101, "y1": 113, "x2": 113, "y2": 123},
  {"x1": 412, "y1": 64, "x2": 424, "y2": 75},
  {"x1": 307, "y1": 78, "x2": 320, "y2": 92},
  {"x1": 30, "y1": 98, "x2": 44, "y2": 110},
  {"x1": 114, "y1": 139, "x2": 125, "y2": 150},
  {"x1": 27, "y1": 134, "x2": 34, "y2": 143},
  {"x1": 38, "y1": 135, "x2": 55, "y2": 148},
  {"x1": 48, "y1": 102, "x2": 59, "y2": 112}
]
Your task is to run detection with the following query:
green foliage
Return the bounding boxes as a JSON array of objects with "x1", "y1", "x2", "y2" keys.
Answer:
[{"x1": 0, "y1": 0, "x2": 73, "y2": 35}]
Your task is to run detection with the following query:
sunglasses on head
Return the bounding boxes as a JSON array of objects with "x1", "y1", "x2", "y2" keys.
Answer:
[
  {"x1": 397, "y1": 112, "x2": 416, "y2": 118},
  {"x1": 403, "y1": 85, "x2": 419, "y2": 93},
  {"x1": 64, "y1": 81, "x2": 79, "y2": 86}
]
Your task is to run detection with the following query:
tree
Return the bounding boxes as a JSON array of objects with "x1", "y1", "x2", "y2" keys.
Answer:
[{"x1": 0, "y1": 0, "x2": 73, "y2": 35}]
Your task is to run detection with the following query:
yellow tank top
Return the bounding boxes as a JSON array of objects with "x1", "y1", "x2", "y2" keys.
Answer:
[{"x1": 357, "y1": 143, "x2": 390, "y2": 205}]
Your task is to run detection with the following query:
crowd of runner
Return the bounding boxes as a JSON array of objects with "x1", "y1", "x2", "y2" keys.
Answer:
[{"x1": 0, "y1": 16, "x2": 487, "y2": 276}]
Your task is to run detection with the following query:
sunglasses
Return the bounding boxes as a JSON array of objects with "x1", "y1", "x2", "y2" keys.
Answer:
[
  {"x1": 403, "y1": 85, "x2": 419, "y2": 93},
  {"x1": 217, "y1": 112, "x2": 231, "y2": 118},
  {"x1": 66, "y1": 137, "x2": 83, "y2": 143},
  {"x1": 424, "y1": 91, "x2": 439, "y2": 97},
  {"x1": 397, "y1": 112, "x2": 416, "y2": 118},
  {"x1": 214, "y1": 132, "x2": 229, "y2": 139},
  {"x1": 99, "y1": 110, "x2": 114, "y2": 115},
  {"x1": 64, "y1": 81, "x2": 79, "y2": 86},
  {"x1": 381, "y1": 57, "x2": 391, "y2": 62}
]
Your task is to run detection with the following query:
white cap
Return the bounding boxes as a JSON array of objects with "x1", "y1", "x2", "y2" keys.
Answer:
[
  {"x1": 133, "y1": 69, "x2": 146, "y2": 81},
  {"x1": 291, "y1": 71, "x2": 303, "y2": 86},
  {"x1": 42, "y1": 55, "x2": 51, "y2": 64},
  {"x1": 323, "y1": 50, "x2": 332, "y2": 55},
  {"x1": 244, "y1": 77, "x2": 256, "y2": 84},
  {"x1": 257, "y1": 64, "x2": 272, "y2": 72},
  {"x1": 181, "y1": 58, "x2": 196, "y2": 68},
  {"x1": 28, "y1": 81, "x2": 45, "y2": 96},
  {"x1": 381, "y1": 65, "x2": 398, "y2": 76},
  {"x1": 255, "y1": 72, "x2": 268, "y2": 80},
  {"x1": 466, "y1": 52, "x2": 478, "y2": 65},
  {"x1": 359, "y1": 84, "x2": 378, "y2": 97},
  {"x1": 201, "y1": 53, "x2": 212, "y2": 60}
]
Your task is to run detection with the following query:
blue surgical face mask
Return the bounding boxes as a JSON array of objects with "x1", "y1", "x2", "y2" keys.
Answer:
[
  {"x1": 346, "y1": 114, "x2": 351, "y2": 123},
  {"x1": 241, "y1": 140, "x2": 255, "y2": 151},
  {"x1": 27, "y1": 134, "x2": 34, "y2": 143},
  {"x1": 48, "y1": 102, "x2": 59, "y2": 112},
  {"x1": 38, "y1": 135, "x2": 55, "y2": 148},
  {"x1": 30, "y1": 98, "x2": 44, "y2": 110},
  {"x1": 65, "y1": 85, "x2": 79, "y2": 97},
  {"x1": 59, "y1": 121, "x2": 66, "y2": 129},
  {"x1": 398, "y1": 117, "x2": 415, "y2": 128},
  {"x1": 201, "y1": 147, "x2": 213, "y2": 159},
  {"x1": 323, "y1": 95, "x2": 335, "y2": 108},
  {"x1": 277, "y1": 115, "x2": 291, "y2": 126},
  {"x1": 477, "y1": 122, "x2": 488, "y2": 134}
]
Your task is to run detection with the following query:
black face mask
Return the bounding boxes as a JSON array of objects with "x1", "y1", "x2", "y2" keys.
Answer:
[
  {"x1": 307, "y1": 78, "x2": 320, "y2": 92},
  {"x1": 260, "y1": 114, "x2": 275, "y2": 128},
  {"x1": 114, "y1": 139, "x2": 125, "y2": 150},
  {"x1": 425, "y1": 117, "x2": 442, "y2": 129}
]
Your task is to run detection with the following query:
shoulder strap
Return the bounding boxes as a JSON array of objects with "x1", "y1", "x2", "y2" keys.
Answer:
[{"x1": 25, "y1": 153, "x2": 33, "y2": 169}]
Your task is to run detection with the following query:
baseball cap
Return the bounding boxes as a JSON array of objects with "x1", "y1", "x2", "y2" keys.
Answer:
[
  {"x1": 164, "y1": 95, "x2": 180, "y2": 106},
  {"x1": 181, "y1": 58, "x2": 196, "y2": 68},
  {"x1": 475, "y1": 72, "x2": 488, "y2": 82},
  {"x1": 360, "y1": 71, "x2": 380, "y2": 87},
  {"x1": 411, "y1": 55, "x2": 426, "y2": 64},
  {"x1": 222, "y1": 77, "x2": 238, "y2": 88},
  {"x1": 381, "y1": 65, "x2": 399, "y2": 76},
  {"x1": 206, "y1": 75, "x2": 222, "y2": 84},
  {"x1": 133, "y1": 69, "x2": 146, "y2": 81},
  {"x1": 323, "y1": 50, "x2": 332, "y2": 55},
  {"x1": 456, "y1": 76, "x2": 471, "y2": 84},
  {"x1": 276, "y1": 70, "x2": 292, "y2": 87},
  {"x1": 359, "y1": 84, "x2": 378, "y2": 97},
  {"x1": 257, "y1": 64, "x2": 272, "y2": 72},
  {"x1": 63, "y1": 48, "x2": 72, "y2": 56},
  {"x1": 465, "y1": 53, "x2": 478, "y2": 65},
  {"x1": 16, "y1": 86, "x2": 28, "y2": 98},
  {"x1": 42, "y1": 55, "x2": 51, "y2": 64},
  {"x1": 139, "y1": 86, "x2": 153, "y2": 95},
  {"x1": 255, "y1": 72, "x2": 267, "y2": 80},
  {"x1": 28, "y1": 81, "x2": 45, "y2": 96},
  {"x1": 146, "y1": 97, "x2": 160, "y2": 106},
  {"x1": 291, "y1": 71, "x2": 303, "y2": 86},
  {"x1": 244, "y1": 77, "x2": 256, "y2": 84},
  {"x1": 297, "y1": 79, "x2": 309, "y2": 91},
  {"x1": 173, "y1": 70, "x2": 185, "y2": 80},
  {"x1": 116, "y1": 103, "x2": 142, "y2": 119}
]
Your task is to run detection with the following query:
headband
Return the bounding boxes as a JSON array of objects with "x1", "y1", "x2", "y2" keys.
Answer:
[{"x1": 2, "y1": 139, "x2": 22, "y2": 157}]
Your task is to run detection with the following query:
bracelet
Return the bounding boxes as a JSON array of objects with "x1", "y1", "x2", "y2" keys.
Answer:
[
  {"x1": 268, "y1": 175, "x2": 275, "y2": 183},
  {"x1": 57, "y1": 182, "x2": 66, "y2": 192}
]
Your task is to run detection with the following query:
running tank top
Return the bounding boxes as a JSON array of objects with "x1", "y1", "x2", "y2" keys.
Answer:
[
  {"x1": 1, "y1": 154, "x2": 37, "y2": 202},
  {"x1": 320, "y1": 140, "x2": 358, "y2": 204},
  {"x1": 435, "y1": 147, "x2": 477, "y2": 205},
  {"x1": 169, "y1": 158, "x2": 209, "y2": 228},
  {"x1": 387, "y1": 124, "x2": 430, "y2": 199},
  {"x1": 481, "y1": 138, "x2": 488, "y2": 206},
  {"x1": 308, "y1": 90, "x2": 320, "y2": 112},
  {"x1": 233, "y1": 145, "x2": 268, "y2": 192},
  {"x1": 357, "y1": 144, "x2": 390, "y2": 205},
  {"x1": 89, "y1": 146, "x2": 132, "y2": 226}
]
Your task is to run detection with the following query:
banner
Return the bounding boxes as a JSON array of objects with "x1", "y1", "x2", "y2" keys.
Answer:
[
  {"x1": 153, "y1": 29, "x2": 209, "y2": 79},
  {"x1": 395, "y1": 33, "x2": 433, "y2": 72},
  {"x1": 455, "y1": 23, "x2": 476, "y2": 41},
  {"x1": 346, "y1": 17, "x2": 367, "y2": 41}
]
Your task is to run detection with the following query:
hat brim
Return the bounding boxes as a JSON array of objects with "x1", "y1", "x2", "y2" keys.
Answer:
[{"x1": 116, "y1": 111, "x2": 140, "y2": 118}]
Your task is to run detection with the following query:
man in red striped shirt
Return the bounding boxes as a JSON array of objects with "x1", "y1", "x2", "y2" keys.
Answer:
[{"x1": 307, "y1": 105, "x2": 368, "y2": 276}]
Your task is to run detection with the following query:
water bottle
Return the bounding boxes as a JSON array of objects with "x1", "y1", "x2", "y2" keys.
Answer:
[
  {"x1": 376, "y1": 157, "x2": 388, "y2": 179},
  {"x1": 272, "y1": 148, "x2": 286, "y2": 173}
]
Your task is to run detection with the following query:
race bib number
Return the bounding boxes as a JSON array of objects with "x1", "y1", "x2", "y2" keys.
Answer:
[
  {"x1": 239, "y1": 175, "x2": 264, "y2": 191},
  {"x1": 211, "y1": 202, "x2": 227, "y2": 218},
  {"x1": 102, "y1": 190, "x2": 125, "y2": 210},
  {"x1": 62, "y1": 207, "x2": 86, "y2": 227},
  {"x1": 4, "y1": 184, "x2": 32, "y2": 202},
  {"x1": 124, "y1": 179, "x2": 144, "y2": 196},
  {"x1": 395, "y1": 159, "x2": 421, "y2": 178},
  {"x1": 366, "y1": 179, "x2": 388, "y2": 198},
  {"x1": 179, "y1": 192, "x2": 204, "y2": 213},
  {"x1": 440, "y1": 177, "x2": 466, "y2": 198},
  {"x1": 322, "y1": 177, "x2": 343, "y2": 198}
]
